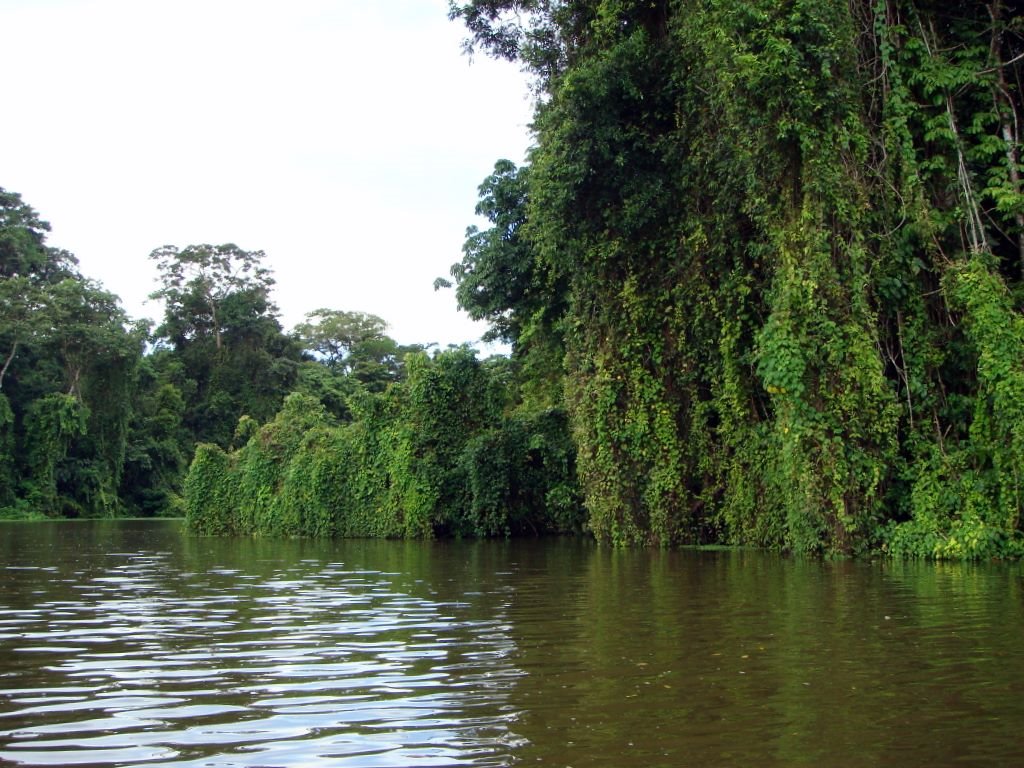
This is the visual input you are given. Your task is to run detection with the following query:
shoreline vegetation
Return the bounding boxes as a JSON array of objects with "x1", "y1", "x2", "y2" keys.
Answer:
[{"x1": 5, "y1": 1, "x2": 1024, "y2": 559}]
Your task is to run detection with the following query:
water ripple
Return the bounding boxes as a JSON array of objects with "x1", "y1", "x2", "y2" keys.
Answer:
[{"x1": 0, "y1": 546, "x2": 524, "y2": 767}]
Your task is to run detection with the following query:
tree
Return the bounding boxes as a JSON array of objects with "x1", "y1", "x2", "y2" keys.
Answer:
[
  {"x1": 40, "y1": 278, "x2": 139, "y2": 399},
  {"x1": 0, "y1": 277, "x2": 41, "y2": 391},
  {"x1": 437, "y1": 160, "x2": 538, "y2": 344},
  {"x1": 294, "y1": 309, "x2": 389, "y2": 370},
  {"x1": 0, "y1": 192, "x2": 80, "y2": 393},
  {"x1": 439, "y1": 159, "x2": 568, "y2": 409},
  {"x1": 149, "y1": 243, "x2": 276, "y2": 351},
  {"x1": 0, "y1": 188, "x2": 50, "y2": 279},
  {"x1": 0, "y1": 186, "x2": 147, "y2": 518},
  {"x1": 447, "y1": 1, "x2": 598, "y2": 89},
  {"x1": 149, "y1": 243, "x2": 300, "y2": 448},
  {"x1": 1, "y1": 276, "x2": 143, "y2": 517},
  {"x1": 294, "y1": 309, "x2": 420, "y2": 392}
]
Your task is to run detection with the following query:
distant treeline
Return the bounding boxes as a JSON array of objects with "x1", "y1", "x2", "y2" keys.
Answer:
[{"x1": 0, "y1": 190, "x2": 582, "y2": 538}]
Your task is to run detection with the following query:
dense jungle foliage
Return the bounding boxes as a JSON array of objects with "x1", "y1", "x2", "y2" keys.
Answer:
[
  {"x1": 0, "y1": 189, "x2": 583, "y2": 537},
  {"x1": 440, "y1": 0, "x2": 1024, "y2": 557},
  {"x1": 0, "y1": 193, "x2": 318, "y2": 519},
  {"x1": 0, "y1": 190, "x2": 146, "y2": 519},
  {"x1": 7, "y1": 0, "x2": 1024, "y2": 559},
  {"x1": 184, "y1": 357, "x2": 583, "y2": 539}
]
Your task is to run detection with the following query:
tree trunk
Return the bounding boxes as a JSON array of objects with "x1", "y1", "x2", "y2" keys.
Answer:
[
  {"x1": 990, "y1": 0, "x2": 1024, "y2": 275},
  {"x1": 0, "y1": 339, "x2": 17, "y2": 391}
]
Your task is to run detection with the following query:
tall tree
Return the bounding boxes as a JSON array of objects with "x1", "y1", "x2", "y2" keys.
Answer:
[
  {"x1": 42, "y1": 278, "x2": 138, "y2": 399},
  {"x1": 294, "y1": 308, "x2": 420, "y2": 392},
  {"x1": 149, "y1": 243, "x2": 276, "y2": 351},
  {"x1": 149, "y1": 243, "x2": 300, "y2": 448},
  {"x1": 294, "y1": 309, "x2": 389, "y2": 370}
]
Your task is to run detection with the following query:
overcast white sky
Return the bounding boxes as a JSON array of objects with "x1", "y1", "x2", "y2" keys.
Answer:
[{"x1": 1, "y1": 0, "x2": 533, "y2": 348}]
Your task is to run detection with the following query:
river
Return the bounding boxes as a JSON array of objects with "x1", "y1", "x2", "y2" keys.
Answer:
[{"x1": 0, "y1": 520, "x2": 1021, "y2": 766}]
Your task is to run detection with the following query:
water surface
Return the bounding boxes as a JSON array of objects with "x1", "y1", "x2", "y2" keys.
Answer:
[{"x1": 0, "y1": 520, "x2": 1021, "y2": 766}]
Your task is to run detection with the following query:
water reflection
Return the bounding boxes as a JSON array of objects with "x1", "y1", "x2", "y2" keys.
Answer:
[
  {"x1": 1, "y1": 522, "x2": 1023, "y2": 767},
  {"x1": 0, "y1": 522, "x2": 523, "y2": 767},
  {"x1": 500, "y1": 548, "x2": 1024, "y2": 767}
]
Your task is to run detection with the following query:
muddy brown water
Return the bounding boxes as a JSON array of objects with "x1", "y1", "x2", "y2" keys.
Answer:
[{"x1": 0, "y1": 519, "x2": 1021, "y2": 766}]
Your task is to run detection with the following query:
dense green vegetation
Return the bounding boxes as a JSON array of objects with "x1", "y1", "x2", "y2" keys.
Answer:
[
  {"x1": 0, "y1": 190, "x2": 145, "y2": 518},
  {"x1": 6, "y1": 0, "x2": 1024, "y2": 558},
  {"x1": 442, "y1": 0, "x2": 1024, "y2": 557},
  {"x1": 185, "y1": 355, "x2": 582, "y2": 539},
  {"x1": 0, "y1": 188, "x2": 582, "y2": 537}
]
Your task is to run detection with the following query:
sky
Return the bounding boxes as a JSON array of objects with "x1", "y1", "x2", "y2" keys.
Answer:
[{"x1": 1, "y1": 0, "x2": 534, "y2": 348}]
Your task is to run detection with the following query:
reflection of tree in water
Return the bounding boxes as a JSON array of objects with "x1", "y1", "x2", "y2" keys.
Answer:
[{"x1": 501, "y1": 547, "x2": 1024, "y2": 768}]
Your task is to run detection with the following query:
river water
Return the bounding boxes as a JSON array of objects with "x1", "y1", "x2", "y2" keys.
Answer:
[{"x1": 0, "y1": 520, "x2": 1021, "y2": 767}]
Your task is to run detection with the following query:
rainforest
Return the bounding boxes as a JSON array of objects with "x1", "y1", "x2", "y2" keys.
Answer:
[{"x1": 3, "y1": 0, "x2": 1024, "y2": 559}]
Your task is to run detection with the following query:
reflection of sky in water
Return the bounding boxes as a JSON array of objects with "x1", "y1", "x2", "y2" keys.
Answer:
[{"x1": 0, "y1": 547, "x2": 524, "y2": 767}]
